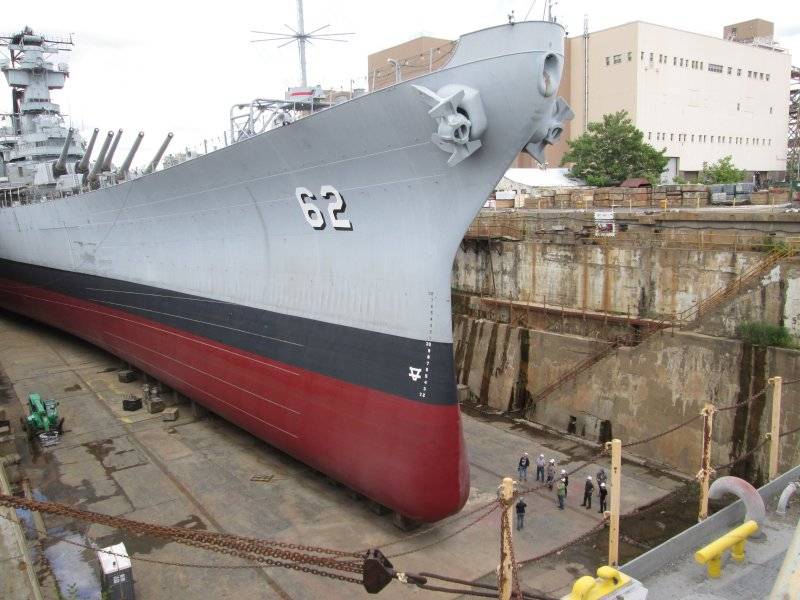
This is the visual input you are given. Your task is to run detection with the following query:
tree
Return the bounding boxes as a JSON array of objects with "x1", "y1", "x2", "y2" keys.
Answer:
[
  {"x1": 698, "y1": 155, "x2": 746, "y2": 184},
  {"x1": 561, "y1": 111, "x2": 668, "y2": 187}
]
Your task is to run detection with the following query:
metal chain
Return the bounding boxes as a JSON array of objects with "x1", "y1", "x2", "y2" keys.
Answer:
[
  {"x1": 622, "y1": 413, "x2": 702, "y2": 448},
  {"x1": 388, "y1": 501, "x2": 500, "y2": 559},
  {"x1": 0, "y1": 494, "x2": 363, "y2": 584},
  {"x1": 714, "y1": 388, "x2": 767, "y2": 412},
  {"x1": 370, "y1": 496, "x2": 499, "y2": 553},
  {"x1": 713, "y1": 437, "x2": 770, "y2": 472},
  {"x1": 504, "y1": 496, "x2": 524, "y2": 600}
]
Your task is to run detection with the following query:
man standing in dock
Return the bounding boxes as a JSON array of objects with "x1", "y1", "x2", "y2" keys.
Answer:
[
  {"x1": 556, "y1": 478, "x2": 566, "y2": 510},
  {"x1": 535, "y1": 454, "x2": 546, "y2": 482},
  {"x1": 518, "y1": 452, "x2": 530, "y2": 482},
  {"x1": 598, "y1": 482, "x2": 608, "y2": 514},
  {"x1": 581, "y1": 476, "x2": 594, "y2": 509},
  {"x1": 546, "y1": 459, "x2": 556, "y2": 490},
  {"x1": 516, "y1": 497, "x2": 527, "y2": 530}
]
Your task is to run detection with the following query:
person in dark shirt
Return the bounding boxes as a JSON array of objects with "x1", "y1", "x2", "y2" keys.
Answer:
[
  {"x1": 517, "y1": 453, "x2": 530, "y2": 481},
  {"x1": 598, "y1": 482, "x2": 608, "y2": 513},
  {"x1": 515, "y1": 498, "x2": 527, "y2": 530},
  {"x1": 581, "y1": 476, "x2": 595, "y2": 509}
]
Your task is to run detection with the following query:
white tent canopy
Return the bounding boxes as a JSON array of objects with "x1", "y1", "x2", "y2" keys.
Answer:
[{"x1": 498, "y1": 167, "x2": 584, "y2": 190}]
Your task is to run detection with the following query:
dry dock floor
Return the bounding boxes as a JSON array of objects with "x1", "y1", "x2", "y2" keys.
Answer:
[{"x1": 0, "y1": 310, "x2": 682, "y2": 599}]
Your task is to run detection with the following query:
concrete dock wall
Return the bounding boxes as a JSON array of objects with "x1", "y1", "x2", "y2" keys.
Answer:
[{"x1": 452, "y1": 315, "x2": 800, "y2": 478}]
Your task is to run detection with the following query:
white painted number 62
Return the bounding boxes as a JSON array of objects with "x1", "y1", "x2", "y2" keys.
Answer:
[{"x1": 295, "y1": 186, "x2": 353, "y2": 231}]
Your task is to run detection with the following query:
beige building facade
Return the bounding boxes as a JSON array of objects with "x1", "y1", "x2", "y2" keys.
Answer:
[{"x1": 549, "y1": 20, "x2": 792, "y2": 178}]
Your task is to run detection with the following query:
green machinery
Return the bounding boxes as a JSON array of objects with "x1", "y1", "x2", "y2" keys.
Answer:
[{"x1": 20, "y1": 393, "x2": 64, "y2": 440}]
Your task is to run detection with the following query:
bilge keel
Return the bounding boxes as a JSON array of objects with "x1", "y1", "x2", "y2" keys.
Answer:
[{"x1": 0, "y1": 21, "x2": 571, "y2": 521}]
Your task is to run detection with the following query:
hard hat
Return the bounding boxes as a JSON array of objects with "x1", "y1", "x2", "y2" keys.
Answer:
[
  {"x1": 587, "y1": 476, "x2": 592, "y2": 480},
  {"x1": 539, "y1": 454, "x2": 544, "y2": 458},
  {"x1": 561, "y1": 469, "x2": 566, "y2": 474},
  {"x1": 524, "y1": 452, "x2": 528, "y2": 456},
  {"x1": 549, "y1": 458, "x2": 555, "y2": 463},
  {"x1": 600, "y1": 482, "x2": 606, "y2": 487}
]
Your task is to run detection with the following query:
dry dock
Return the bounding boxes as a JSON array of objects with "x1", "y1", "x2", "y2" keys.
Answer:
[{"x1": 0, "y1": 310, "x2": 682, "y2": 599}]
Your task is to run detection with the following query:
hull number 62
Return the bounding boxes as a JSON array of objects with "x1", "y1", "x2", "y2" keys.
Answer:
[{"x1": 295, "y1": 186, "x2": 353, "y2": 231}]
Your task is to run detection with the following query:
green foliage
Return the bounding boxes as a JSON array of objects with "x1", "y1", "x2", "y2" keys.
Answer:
[
  {"x1": 673, "y1": 175, "x2": 687, "y2": 184},
  {"x1": 698, "y1": 155, "x2": 746, "y2": 184},
  {"x1": 561, "y1": 111, "x2": 669, "y2": 187},
  {"x1": 760, "y1": 236, "x2": 791, "y2": 254},
  {"x1": 737, "y1": 322, "x2": 797, "y2": 348}
]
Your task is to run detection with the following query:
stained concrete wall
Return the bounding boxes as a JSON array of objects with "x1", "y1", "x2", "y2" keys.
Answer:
[
  {"x1": 453, "y1": 240, "x2": 767, "y2": 320},
  {"x1": 453, "y1": 315, "x2": 800, "y2": 478}
]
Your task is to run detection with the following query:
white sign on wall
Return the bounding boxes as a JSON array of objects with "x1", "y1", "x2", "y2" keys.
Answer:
[{"x1": 594, "y1": 211, "x2": 616, "y2": 237}]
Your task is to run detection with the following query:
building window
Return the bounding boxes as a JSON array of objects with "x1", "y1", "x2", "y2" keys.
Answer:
[
  {"x1": 746, "y1": 138, "x2": 749, "y2": 144},
  {"x1": 627, "y1": 52, "x2": 632, "y2": 61},
  {"x1": 759, "y1": 72, "x2": 764, "y2": 80},
  {"x1": 769, "y1": 139, "x2": 771, "y2": 145},
  {"x1": 673, "y1": 56, "x2": 677, "y2": 65},
  {"x1": 613, "y1": 54, "x2": 622, "y2": 64},
  {"x1": 679, "y1": 58, "x2": 684, "y2": 67},
  {"x1": 710, "y1": 136, "x2": 714, "y2": 143},
  {"x1": 747, "y1": 70, "x2": 752, "y2": 77},
  {"x1": 606, "y1": 56, "x2": 610, "y2": 66},
  {"x1": 766, "y1": 73, "x2": 770, "y2": 81},
  {"x1": 708, "y1": 63, "x2": 723, "y2": 73},
  {"x1": 640, "y1": 51, "x2": 645, "y2": 60},
  {"x1": 770, "y1": 106, "x2": 773, "y2": 114},
  {"x1": 728, "y1": 137, "x2": 732, "y2": 143},
  {"x1": 727, "y1": 66, "x2": 732, "y2": 75},
  {"x1": 691, "y1": 135, "x2": 694, "y2": 142},
  {"x1": 737, "y1": 68, "x2": 742, "y2": 76}
]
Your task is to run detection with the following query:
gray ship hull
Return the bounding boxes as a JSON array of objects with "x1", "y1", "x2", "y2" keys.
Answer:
[{"x1": 0, "y1": 21, "x2": 568, "y2": 520}]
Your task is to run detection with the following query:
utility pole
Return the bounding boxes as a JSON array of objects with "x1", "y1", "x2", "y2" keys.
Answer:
[
  {"x1": 769, "y1": 376, "x2": 783, "y2": 481},
  {"x1": 607, "y1": 439, "x2": 622, "y2": 567},
  {"x1": 698, "y1": 403, "x2": 715, "y2": 521},
  {"x1": 498, "y1": 477, "x2": 514, "y2": 600}
]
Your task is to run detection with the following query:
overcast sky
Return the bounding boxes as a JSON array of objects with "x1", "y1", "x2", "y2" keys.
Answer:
[{"x1": 2, "y1": 0, "x2": 798, "y2": 167}]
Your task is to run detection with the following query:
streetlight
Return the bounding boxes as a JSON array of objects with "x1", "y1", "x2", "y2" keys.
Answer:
[{"x1": 387, "y1": 58, "x2": 401, "y2": 84}]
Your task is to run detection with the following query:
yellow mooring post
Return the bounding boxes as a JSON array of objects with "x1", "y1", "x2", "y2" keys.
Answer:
[
  {"x1": 607, "y1": 439, "x2": 622, "y2": 567},
  {"x1": 498, "y1": 476, "x2": 514, "y2": 600},
  {"x1": 769, "y1": 376, "x2": 783, "y2": 481},
  {"x1": 695, "y1": 520, "x2": 759, "y2": 578},
  {"x1": 699, "y1": 403, "x2": 715, "y2": 521}
]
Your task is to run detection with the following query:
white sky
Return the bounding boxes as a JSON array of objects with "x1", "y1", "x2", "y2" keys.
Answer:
[{"x1": 2, "y1": 0, "x2": 798, "y2": 167}]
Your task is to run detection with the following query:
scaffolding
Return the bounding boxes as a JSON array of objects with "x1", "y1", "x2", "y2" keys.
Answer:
[{"x1": 789, "y1": 65, "x2": 799, "y2": 188}]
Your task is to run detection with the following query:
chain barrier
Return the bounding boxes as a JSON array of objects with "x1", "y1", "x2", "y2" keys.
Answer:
[
  {"x1": 387, "y1": 501, "x2": 500, "y2": 559},
  {"x1": 621, "y1": 414, "x2": 702, "y2": 449},
  {"x1": 368, "y1": 496, "x2": 499, "y2": 556},
  {"x1": 0, "y1": 494, "x2": 364, "y2": 585},
  {"x1": 714, "y1": 388, "x2": 767, "y2": 413}
]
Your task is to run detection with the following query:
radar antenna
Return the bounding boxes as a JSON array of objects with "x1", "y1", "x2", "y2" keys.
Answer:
[{"x1": 250, "y1": 0, "x2": 353, "y2": 87}]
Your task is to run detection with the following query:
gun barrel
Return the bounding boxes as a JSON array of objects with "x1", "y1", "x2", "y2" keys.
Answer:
[
  {"x1": 144, "y1": 132, "x2": 174, "y2": 174},
  {"x1": 53, "y1": 127, "x2": 75, "y2": 176},
  {"x1": 101, "y1": 129, "x2": 123, "y2": 172},
  {"x1": 76, "y1": 128, "x2": 100, "y2": 174},
  {"x1": 119, "y1": 131, "x2": 144, "y2": 177},
  {"x1": 87, "y1": 131, "x2": 114, "y2": 183}
]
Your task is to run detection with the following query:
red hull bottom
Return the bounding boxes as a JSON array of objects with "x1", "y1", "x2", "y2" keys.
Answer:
[{"x1": 0, "y1": 278, "x2": 469, "y2": 521}]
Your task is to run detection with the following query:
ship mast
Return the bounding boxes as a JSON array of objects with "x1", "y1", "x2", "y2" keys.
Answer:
[{"x1": 251, "y1": 0, "x2": 353, "y2": 89}]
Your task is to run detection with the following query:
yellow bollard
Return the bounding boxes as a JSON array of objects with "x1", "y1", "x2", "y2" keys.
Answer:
[
  {"x1": 564, "y1": 566, "x2": 631, "y2": 599},
  {"x1": 695, "y1": 520, "x2": 758, "y2": 578}
]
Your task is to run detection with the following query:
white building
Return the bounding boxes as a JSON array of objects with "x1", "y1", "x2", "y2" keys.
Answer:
[{"x1": 521, "y1": 19, "x2": 792, "y2": 181}]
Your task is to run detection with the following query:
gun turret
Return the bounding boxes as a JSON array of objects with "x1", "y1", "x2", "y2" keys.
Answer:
[
  {"x1": 101, "y1": 129, "x2": 123, "y2": 172},
  {"x1": 143, "y1": 132, "x2": 174, "y2": 175},
  {"x1": 53, "y1": 127, "x2": 74, "y2": 176},
  {"x1": 119, "y1": 131, "x2": 144, "y2": 179},
  {"x1": 87, "y1": 130, "x2": 114, "y2": 183},
  {"x1": 76, "y1": 128, "x2": 99, "y2": 174}
]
